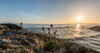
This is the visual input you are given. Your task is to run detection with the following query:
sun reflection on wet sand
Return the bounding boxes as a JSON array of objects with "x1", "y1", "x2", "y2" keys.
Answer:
[
  {"x1": 57, "y1": 24, "x2": 82, "y2": 39},
  {"x1": 76, "y1": 24, "x2": 80, "y2": 28},
  {"x1": 75, "y1": 24, "x2": 81, "y2": 37}
]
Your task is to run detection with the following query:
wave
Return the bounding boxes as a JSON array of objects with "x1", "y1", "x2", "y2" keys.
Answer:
[{"x1": 24, "y1": 24, "x2": 100, "y2": 52}]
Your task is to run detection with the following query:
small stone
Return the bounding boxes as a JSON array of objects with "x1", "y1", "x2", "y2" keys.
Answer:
[{"x1": 0, "y1": 30, "x2": 3, "y2": 35}]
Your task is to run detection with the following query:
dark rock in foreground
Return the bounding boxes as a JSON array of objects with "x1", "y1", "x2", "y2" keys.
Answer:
[
  {"x1": 89, "y1": 26, "x2": 100, "y2": 32},
  {"x1": 1, "y1": 23, "x2": 24, "y2": 30},
  {"x1": 0, "y1": 23, "x2": 99, "y2": 53},
  {"x1": 65, "y1": 42, "x2": 100, "y2": 53}
]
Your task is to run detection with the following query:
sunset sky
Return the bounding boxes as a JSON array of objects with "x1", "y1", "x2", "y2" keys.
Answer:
[{"x1": 0, "y1": 0, "x2": 100, "y2": 24}]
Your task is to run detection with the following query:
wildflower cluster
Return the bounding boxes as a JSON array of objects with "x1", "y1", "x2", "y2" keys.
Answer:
[{"x1": 42, "y1": 24, "x2": 57, "y2": 38}]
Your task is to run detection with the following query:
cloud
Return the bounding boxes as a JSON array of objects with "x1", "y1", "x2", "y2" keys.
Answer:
[
  {"x1": 18, "y1": 12, "x2": 43, "y2": 24},
  {"x1": 19, "y1": 12, "x2": 41, "y2": 19}
]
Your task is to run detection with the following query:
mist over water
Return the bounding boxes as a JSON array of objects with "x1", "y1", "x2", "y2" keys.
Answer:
[{"x1": 23, "y1": 24, "x2": 100, "y2": 51}]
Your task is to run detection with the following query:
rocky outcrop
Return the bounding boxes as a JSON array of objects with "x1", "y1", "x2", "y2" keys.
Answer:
[
  {"x1": 1, "y1": 23, "x2": 24, "y2": 30},
  {"x1": 89, "y1": 26, "x2": 100, "y2": 32},
  {"x1": 0, "y1": 24, "x2": 10, "y2": 35},
  {"x1": 64, "y1": 42, "x2": 100, "y2": 53},
  {"x1": 0, "y1": 23, "x2": 24, "y2": 35},
  {"x1": 0, "y1": 23, "x2": 99, "y2": 53}
]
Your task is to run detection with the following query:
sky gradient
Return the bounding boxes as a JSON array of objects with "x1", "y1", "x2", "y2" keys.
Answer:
[{"x1": 0, "y1": 0, "x2": 100, "y2": 24}]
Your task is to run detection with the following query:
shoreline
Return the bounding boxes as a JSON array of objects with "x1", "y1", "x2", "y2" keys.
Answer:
[{"x1": 0, "y1": 23, "x2": 99, "y2": 53}]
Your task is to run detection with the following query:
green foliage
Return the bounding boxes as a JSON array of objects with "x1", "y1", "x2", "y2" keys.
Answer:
[{"x1": 44, "y1": 39, "x2": 62, "y2": 51}]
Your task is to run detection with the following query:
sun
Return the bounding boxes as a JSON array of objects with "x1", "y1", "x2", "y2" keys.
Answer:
[{"x1": 77, "y1": 16, "x2": 82, "y2": 21}]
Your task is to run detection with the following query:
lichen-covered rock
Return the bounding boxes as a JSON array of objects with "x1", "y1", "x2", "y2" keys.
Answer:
[
  {"x1": 0, "y1": 25, "x2": 10, "y2": 35},
  {"x1": 1, "y1": 23, "x2": 24, "y2": 30},
  {"x1": 0, "y1": 39, "x2": 11, "y2": 44},
  {"x1": 0, "y1": 30, "x2": 3, "y2": 35}
]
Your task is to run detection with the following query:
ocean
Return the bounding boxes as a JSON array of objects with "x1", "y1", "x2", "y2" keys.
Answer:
[{"x1": 22, "y1": 24, "x2": 100, "y2": 51}]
